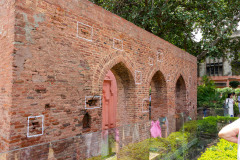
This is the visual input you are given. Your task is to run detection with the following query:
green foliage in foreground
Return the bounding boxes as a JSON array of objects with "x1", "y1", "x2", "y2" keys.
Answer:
[
  {"x1": 197, "y1": 116, "x2": 238, "y2": 135},
  {"x1": 198, "y1": 139, "x2": 237, "y2": 160},
  {"x1": 182, "y1": 116, "x2": 238, "y2": 139},
  {"x1": 119, "y1": 116, "x2": 238, "y2": 160},
  {"x1": 118, "y1": 131, "x2": 190, "y2": 160},
  {"x1": 88, "y1": 116, "x2": 239, "y2": 160},
  {"x1": 118, "y1": 139, "x2": 150, "y2": 160}
]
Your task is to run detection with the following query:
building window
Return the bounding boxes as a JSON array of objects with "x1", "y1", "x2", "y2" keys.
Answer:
[
  {"x1": 215, "y1": 83, "x2": 227, "y2": 87},
  {"x1": 206, "y1": 63, "x2": 223, "y2": 76}
]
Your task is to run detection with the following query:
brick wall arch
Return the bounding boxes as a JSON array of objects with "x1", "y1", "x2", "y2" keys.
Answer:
[
  {"x1": 145, "y1": 67, "x2": 167, "y2": 87},
  {"x1": 149, "y1": 70, "x2": 168, "y2": 119},
  {"x1": 92, "y1": 55, "x2": 135, "y2": 94},
  {"x1": 173, "y1": 72, "x2": 188, "y2": 87},
  {"x1": 92, "y1": 55, "x2": 137, "y2": 126},
  {"x1": 110, "y1": 62, "x2": 136, "y2": 126},
  {"x1": 174, "y1": 72, "x2": 190, "y2": 103},
  {"x1": 175, "y1": 75, "x2": 187, "y2": 129},
  {"x1": 175, "y1": 75, "x2": 188, "y2": 131}
]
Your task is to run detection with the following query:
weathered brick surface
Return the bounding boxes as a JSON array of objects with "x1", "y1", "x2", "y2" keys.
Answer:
[
  {"x1": 0, "y1": 0, "x2": 197, "y2": 157},
  {"x1": 0, "y1": 0, "x2": 15, "y2": 152}
]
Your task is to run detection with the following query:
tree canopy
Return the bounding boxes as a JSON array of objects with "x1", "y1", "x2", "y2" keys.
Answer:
[{"x1": 90, "y1": 0, "x2": 240, "y2": 61}]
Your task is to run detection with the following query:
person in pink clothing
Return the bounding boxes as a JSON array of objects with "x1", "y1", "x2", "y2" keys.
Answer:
[{"x1": 150, "y1": 120, "x2": 162, "y2": 138}]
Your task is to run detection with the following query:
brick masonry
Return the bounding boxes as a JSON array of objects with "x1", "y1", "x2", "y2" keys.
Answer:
[
  {"x1": 0, "y1": 0, "x2": 15, "y2": 152},
  {"x1": 0, "y1": 0, "x2": 197, "y2": 158}
]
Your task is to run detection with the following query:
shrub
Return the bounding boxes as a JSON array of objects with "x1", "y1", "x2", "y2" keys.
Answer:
[
  {"x1": 98, "y1": 116, "x2": 239, "y2": 160},
  {"x1": 229, "y1": 81, "x2": 240, "y2": 89},
  {"x1": 197, "y1": 117, "x2": 218, "y2": 135},
  {"x1": 234, "y1": 103, "x2": 239, "y2": 116},
  {"x1": 118, "y1": 139, "x2": 150, "y2": 160},
  {"x1": 166, "y1": 132, "x2": 189, "y2": 150},
  {"x1": 183, "y1": 116, "x2": 238, "y2": 135},
  {"x1": 197, "y1": 76, "x2": 223, "y2": 108},
  {"x1": 149, "y1": 137, "x2": 169, "y2": 153},
  {"x1": 182, "y1": 120, "x2": 198, "y2": 140},
  {"x1": 198, "y1": 139, "x2": 237, "y2": 160},
  {"x1": 198, "y1": 86, "x2": 240, "y2": 109},
  {"x1": 118, "y1": 131, "x2": 190, "y2": 159},
  {"x1": 235, "y1": 88, "x2": 240, "y2": 95},
  {"x1": 215, "y1": 116, "x2": 238, "y2": 123}
]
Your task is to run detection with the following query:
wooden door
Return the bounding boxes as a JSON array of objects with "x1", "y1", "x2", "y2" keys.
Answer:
[{"x1": 102, "y1": 71, "x2": 117, "y2": 130}]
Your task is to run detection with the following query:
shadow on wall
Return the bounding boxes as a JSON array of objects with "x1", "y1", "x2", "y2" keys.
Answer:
[
  {"x1": 175, "y1": 75, "x2": 187, "y2": 131},
  {"x1": 150, "y1": 71, "x2": 167, "y2": 120}
]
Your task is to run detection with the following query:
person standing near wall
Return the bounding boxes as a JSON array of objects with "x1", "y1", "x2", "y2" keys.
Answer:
[
  {"x1": 226, "y1": 93, "x2": 235, "y2": 117},
  {"x1": 203, "y1": 106, "x2": 207, "y2": 117}
]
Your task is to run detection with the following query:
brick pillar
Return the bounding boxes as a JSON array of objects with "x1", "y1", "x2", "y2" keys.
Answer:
[{"x1": 227, "y1": 79, "x2": 230, "y2": 87}]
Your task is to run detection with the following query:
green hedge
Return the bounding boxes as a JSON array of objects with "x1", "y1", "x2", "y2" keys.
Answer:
[
  {"x1": 88, "y1": 116, "x2": 239, "y2": 160},
  {"x1": 182, "y1": 116, "x2": 238, "y2": 136},
  {"x1": 118, "y1": 132, "x2": 190, "y2": 159},
  {"x1": 118, "y1": 139, "x2": 150, "y2": 160},
  {"x1": 198, "y1": 139, "x2": 237, "y2": 160},
  {"x1": 119, "y1": 116, "x2": 239, "y2": 159},
  {"x1": 197, "y1": 116, "x2": 238, "y2": 135}
]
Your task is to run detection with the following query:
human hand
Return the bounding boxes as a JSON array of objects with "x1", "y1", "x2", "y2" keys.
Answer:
[{"x1": 218, "y1": 119, "x2": 240, "y2": 143}]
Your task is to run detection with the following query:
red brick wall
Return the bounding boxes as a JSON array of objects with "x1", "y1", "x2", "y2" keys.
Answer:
[
  {"x1": 0, "y1": 0, "x2": 15, "y2": 152},
  {"x1": 1, "y1": 0, "x2": 197, "y2": 155}
]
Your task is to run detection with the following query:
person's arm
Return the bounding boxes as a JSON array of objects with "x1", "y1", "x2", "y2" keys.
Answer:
[{"x1": 218, "y1": 118, "x2": 240, "y2": 143}]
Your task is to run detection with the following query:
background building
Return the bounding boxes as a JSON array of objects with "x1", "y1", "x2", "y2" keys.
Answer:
[{"x1": 198, "y1": 30, "x2": 240, "y2": 88}]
